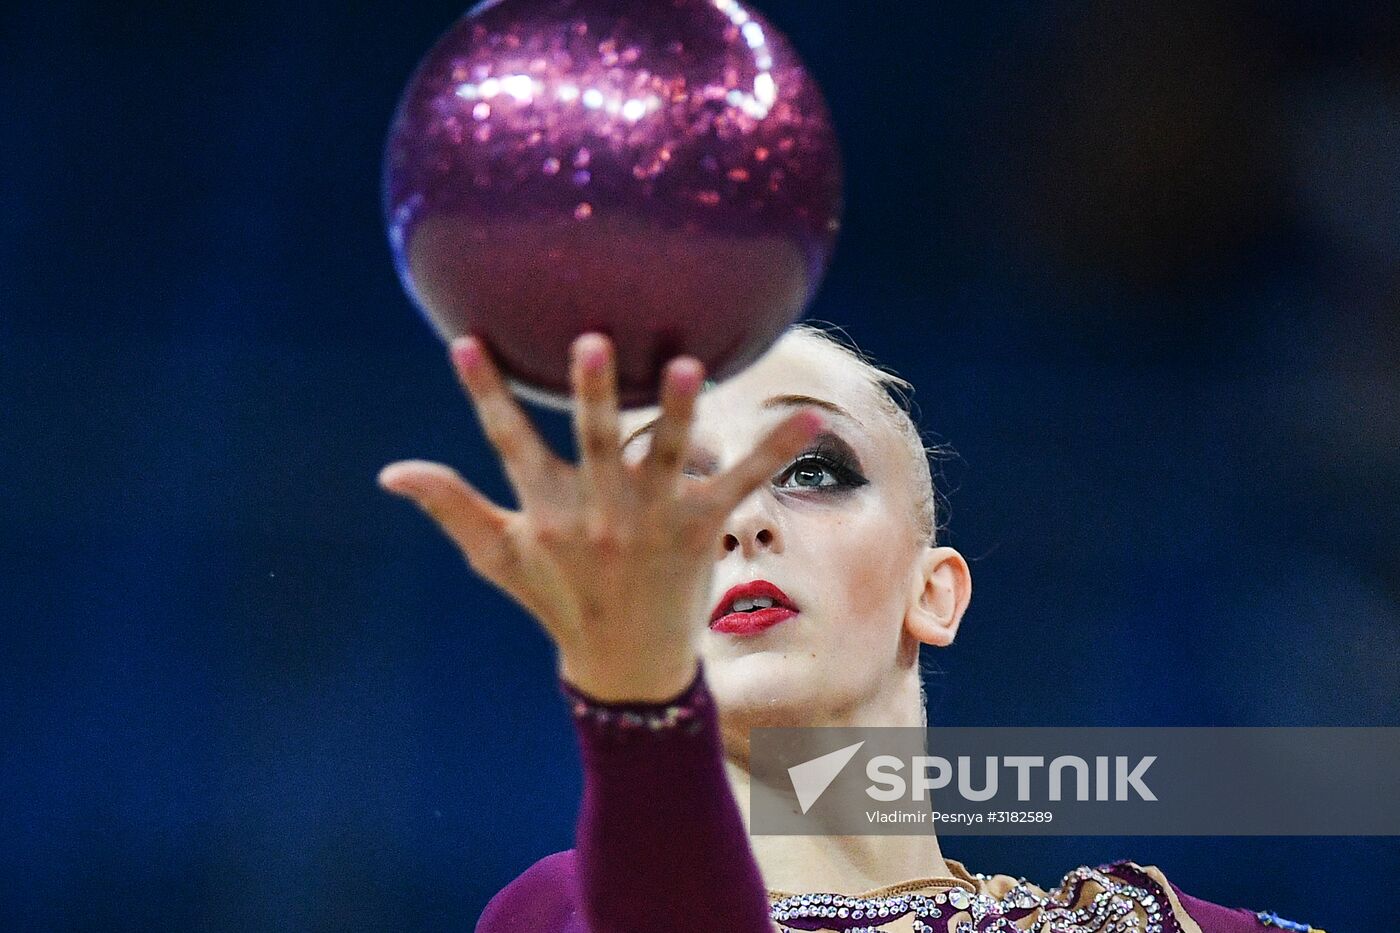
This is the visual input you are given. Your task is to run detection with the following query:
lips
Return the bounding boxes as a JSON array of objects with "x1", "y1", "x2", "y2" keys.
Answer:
[{"x1": 709, "y1": 580, "x2": 799, "y2": 636}]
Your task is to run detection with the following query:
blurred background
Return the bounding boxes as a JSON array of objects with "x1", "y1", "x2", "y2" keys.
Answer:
[{"x1": 2, "y1": 0, "x2": 1398, "y2": 929}]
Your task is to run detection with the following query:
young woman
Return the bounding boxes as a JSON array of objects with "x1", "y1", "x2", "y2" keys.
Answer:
[{"x1": 379, "y1": 325, "x2": 1322, "y2": 933}]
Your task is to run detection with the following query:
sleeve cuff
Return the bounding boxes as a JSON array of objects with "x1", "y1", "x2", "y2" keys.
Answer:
[{"x1": 559, "y1": 660, "x2": 710, "y2": 740}]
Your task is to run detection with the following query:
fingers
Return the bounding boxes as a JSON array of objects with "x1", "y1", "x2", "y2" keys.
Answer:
[
  {"x1": 639, "y1": 355, "x2": 705, "y2": 494},
  {"x1": 570, "y1": 333, "x2": 622, "y2": 514},
  {"x1": 450, "y1": 336, "x2": 559, "y2": 505},
  {"x1": 378, "y1": 459, "x2": 511, "y2": 572},
  {"x1": 700, "y1": 409, "x2": 825, "y2": 517}
]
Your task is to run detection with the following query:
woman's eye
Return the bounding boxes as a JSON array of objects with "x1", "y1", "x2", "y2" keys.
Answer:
[{"x1": 775, "y1": 455, "x2": 865, "y2": 490}]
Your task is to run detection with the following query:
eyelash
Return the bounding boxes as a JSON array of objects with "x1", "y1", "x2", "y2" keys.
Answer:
[
  {"x1": 774, "y1": 444, "x2": 868, "y2": 491},
  {"x1": 669, "y1": 436, "x2": 868, "y2": 490}
]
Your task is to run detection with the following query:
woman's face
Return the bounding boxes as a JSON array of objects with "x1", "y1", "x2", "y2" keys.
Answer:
[{"x1": 620, "y1": 333, "x2": 968, "y2": 725}]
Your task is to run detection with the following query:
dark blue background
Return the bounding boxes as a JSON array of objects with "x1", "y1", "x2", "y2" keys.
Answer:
[{"x1": 3, "y1": 0, "x2": 1397, "y2": 929}]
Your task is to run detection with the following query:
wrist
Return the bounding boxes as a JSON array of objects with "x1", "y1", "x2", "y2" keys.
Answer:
[{"x1": 557, "y1": 648, "x2": 701, "y2": 704}]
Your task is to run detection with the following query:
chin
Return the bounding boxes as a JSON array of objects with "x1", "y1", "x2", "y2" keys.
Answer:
[{"x1": 702, "y1": 650, "x2": 826, "y2": 725}]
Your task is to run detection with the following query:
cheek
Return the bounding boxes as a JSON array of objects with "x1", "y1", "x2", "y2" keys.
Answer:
[{"x1": 799, "y1": 506, "x2": 910, "y2": 627}]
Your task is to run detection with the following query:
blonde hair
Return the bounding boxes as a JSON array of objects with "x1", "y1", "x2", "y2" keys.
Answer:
[
  {"x1": 782, "y1": 323, "x2": 955, "y2": 726},
  {"x1": 782, "y1": 322, "x2": 949, "y2": 547}
]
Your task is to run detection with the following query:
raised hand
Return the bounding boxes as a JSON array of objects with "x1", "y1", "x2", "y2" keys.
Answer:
[{"x1": 378, "y1": 333, "x2": 824, "y2": 702}]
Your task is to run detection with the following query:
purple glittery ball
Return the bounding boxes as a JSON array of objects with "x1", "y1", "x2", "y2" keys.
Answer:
[{"x1": 384, "y1": 0, "x2": 843, "y2": 409}]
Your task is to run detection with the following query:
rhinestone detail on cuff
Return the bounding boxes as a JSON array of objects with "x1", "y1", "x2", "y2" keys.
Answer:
[{"x1": 560, "y1": 663, "x2": 709, "y2": 738}]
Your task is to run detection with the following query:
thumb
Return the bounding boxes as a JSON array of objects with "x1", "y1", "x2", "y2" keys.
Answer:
[{"x1": 378, "y1": 460, "x2": 510, "y2": 563}]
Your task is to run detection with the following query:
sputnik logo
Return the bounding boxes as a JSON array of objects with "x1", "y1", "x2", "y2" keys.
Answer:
[{"x1": 787, "y1": 741, "x2": 865, "y2": 814}]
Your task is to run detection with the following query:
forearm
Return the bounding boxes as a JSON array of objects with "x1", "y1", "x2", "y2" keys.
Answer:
[{"x1": 565, "y1": 661, "x2": 774, "y2": 933}]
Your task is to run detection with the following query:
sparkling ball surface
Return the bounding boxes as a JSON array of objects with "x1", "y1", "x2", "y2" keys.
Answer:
[{"x1": 384, "y1": 0, "x2": 843, "y2": 409}]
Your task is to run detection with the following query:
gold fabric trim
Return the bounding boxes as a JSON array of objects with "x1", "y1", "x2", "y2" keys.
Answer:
[{"x1": 766, "y1": 857, "x2": 981, "y2": 900}]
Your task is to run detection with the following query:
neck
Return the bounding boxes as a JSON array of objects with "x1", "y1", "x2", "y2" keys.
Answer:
[{"x1": 717, "y1": 669, "x2": 953, "y2": 895}]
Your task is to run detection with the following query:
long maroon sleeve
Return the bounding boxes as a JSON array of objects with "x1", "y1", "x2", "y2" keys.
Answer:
[
  {"x1": 476, "y1": 661, "x2": 773, "y2": 933},
  {"x1": 1168, "y1": 880, "x2": 1285, "y2": 932},
  {"x1": 475, "y1": 671, "x2": 1286, "y2": 933}
]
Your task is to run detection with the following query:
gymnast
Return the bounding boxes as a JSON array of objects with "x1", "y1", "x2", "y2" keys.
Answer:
[{"x1": 379, "y1": 324, "x2": 1321, "y2": 933}]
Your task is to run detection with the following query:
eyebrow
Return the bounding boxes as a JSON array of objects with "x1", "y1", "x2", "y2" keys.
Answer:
[{"x1": 621, "y1": 393, "x2": 860, "y2": 449}]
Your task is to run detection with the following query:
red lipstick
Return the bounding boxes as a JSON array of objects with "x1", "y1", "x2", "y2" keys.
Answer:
[{"x1": 709, "y1": 580, "x2": 798, "y2": 636}]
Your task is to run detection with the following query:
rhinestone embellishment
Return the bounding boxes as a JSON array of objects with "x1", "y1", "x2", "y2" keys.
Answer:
[
  {"x1": 770, "y1": 863, "x2": 1175, "y2": 932},
  {"x1": 560, "y1": 666, "x2": 709, "y2": 738}
]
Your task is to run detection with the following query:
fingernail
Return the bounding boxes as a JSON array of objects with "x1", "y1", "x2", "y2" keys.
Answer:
[
  {"x1": 574, "y1": 334, "x2": 607, "y2": 372},
  {"x1": 669, "y1": 358, "x2": 703, "y2": 394},
  {"x1": 378, "y1": 465, "x2": 411, "y2": 494},
  {"x1": 450, "y1": 336, "x2": 482, "y2": 370}
]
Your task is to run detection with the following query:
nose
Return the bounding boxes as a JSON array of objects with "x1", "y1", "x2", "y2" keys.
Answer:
[{"x1": 720, "y1": 491, "x2": 783, "y2": 558}]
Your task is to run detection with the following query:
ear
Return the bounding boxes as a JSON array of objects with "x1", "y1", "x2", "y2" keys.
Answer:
[{"x1": 903, "y1": 546, "x2": 972, "y2": 647}]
